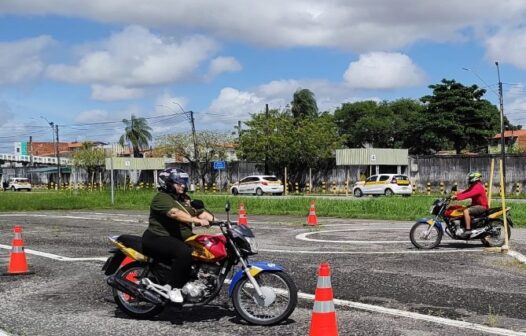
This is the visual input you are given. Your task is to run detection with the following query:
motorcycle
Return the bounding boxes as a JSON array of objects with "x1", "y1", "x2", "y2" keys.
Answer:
[
  {"x1": 102, "y1": 201, "x2": 298, "y2": 325},
  {"x1": 409, "y1": 186, "x2": 513, "y2": 249}
]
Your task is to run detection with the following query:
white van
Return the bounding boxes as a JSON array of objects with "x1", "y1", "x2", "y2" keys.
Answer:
[{"x1": 7, "y1": 177, "x2": 32, "y2": 191}]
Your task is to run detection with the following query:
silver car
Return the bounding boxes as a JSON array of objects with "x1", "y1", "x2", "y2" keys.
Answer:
[{"x1": 230, "y1": 175, "x2": 284, "y2": 196}]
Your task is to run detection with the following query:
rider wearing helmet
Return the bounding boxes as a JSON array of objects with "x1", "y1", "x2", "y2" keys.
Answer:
[
  {"x1": 451, "y1": 172, "x2": 488, "y2": 238},
  {"x1": 142, "y1": 168, "x2": 213, "y2": 303}
]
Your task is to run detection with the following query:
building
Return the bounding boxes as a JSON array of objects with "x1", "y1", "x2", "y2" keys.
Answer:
[{"x1": 488, "y1": 130, "x2": 526, "y2": 154}]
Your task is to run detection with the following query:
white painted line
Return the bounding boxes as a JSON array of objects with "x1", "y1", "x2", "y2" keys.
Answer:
[
  {"x1": 0, "y1": 244, "x2": 106, "y2": 261},
  {"x1": 260, "y1": 248, "x2": 484, "y2": 255},
  {"x1": 296, "y1": 228, "x2": 460, "y2": 244},
  {"x1": 299, "y1": 292, "x2": 526, "y2": 336},
  {"x1": 508, "y1": 250, "x2": 526, "y2": 264},
  {"x1": 0, "y1": 213, "x2": 143, "y2": 225}
]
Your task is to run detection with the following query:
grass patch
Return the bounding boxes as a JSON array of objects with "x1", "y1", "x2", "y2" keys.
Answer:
[{"x1": 0, "y1": 191, "x2": 524, "y2": 227}]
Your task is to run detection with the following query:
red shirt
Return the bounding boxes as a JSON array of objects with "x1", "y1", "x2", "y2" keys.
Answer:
[{"x1": 455, "y1": 181, "x2": 488, "y2": 208}]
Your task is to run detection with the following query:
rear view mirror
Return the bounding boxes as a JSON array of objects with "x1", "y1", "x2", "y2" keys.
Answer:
[{"x1": 225, "y1": 201, "x2": 231, "y2": 213}]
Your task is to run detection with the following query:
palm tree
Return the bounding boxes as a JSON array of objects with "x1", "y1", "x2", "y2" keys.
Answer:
[
  {"x1": 291, "y1": 88, "x2": 318, "y2": 119},
  {"x1": 119, "y1": 115, "x2": 152, "y2": 157}
]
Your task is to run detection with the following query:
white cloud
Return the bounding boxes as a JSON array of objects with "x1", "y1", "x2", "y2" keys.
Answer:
[
  {"x1": 91, "y1": 84, "x2": 144, "y2": 101},
  {"x1": 343, "y1": 52, "x2": 426, "y2": 90},
  {"x1": 74, "y1": 109, "x2": 111, "y2": 123},
  {"x1": 204, "y1": 79, "x2": 372, "y2": 129},
  {"x1": 0, "y1": 36, "x2": 54, "y2": 84},
  {"x1": 46, "y1": 25, "x2": 218, "y2": 87},
  {"x1": 2, "y1": 1, "x2": 526, "y2": 50},
  {"x1": 486, "y1": 27, "x2": 526, "y2": 70},
  {"x1": 207, "y1": 56, "x2": 242, "y2": 79}
]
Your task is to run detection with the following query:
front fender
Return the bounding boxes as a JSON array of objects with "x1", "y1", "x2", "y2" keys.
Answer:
[
  {"x1": 228, "y1": 261, "x2": 284, "y2": 296},
  {"x1": 416, "y1": 218, "x2": 444, "y2": 233}
]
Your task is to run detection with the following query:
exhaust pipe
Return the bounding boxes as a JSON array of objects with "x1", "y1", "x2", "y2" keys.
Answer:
[{"x1": 107, "y1": 275, "x2": 163, "y2": 305}]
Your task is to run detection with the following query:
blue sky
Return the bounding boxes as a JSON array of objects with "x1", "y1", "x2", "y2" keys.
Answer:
[{"x1": 1, "y1": 1, "x2": 526, "y2": 152}]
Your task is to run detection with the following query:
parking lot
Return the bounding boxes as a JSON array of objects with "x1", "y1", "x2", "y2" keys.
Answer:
[{"x1": 1, "y1": 211, "x2": 525, "y2": 336}]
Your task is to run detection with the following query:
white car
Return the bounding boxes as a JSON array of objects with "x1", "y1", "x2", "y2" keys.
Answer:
[
  {"x1": 7, "y1": 177, "x2": 32, "y2": 191},
  {"x1": 230, "y1": 175, "x2": 284, "y2": 196},
  {"x1": 352, "y1": 174, "x2": 412, "y2": 197}
]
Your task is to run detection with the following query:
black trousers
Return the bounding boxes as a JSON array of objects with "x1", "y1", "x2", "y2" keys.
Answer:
[{"x1": 142, "y1": 230, "x2": 193, "y2": 288}]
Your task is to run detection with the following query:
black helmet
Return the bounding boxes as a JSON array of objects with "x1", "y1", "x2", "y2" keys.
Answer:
[
  {"x1": 467, "y1": 172, "x2": 482, "y2": 184},
  {"x1": 158, "y1": 168, "x2": 189, "y2": 193}
]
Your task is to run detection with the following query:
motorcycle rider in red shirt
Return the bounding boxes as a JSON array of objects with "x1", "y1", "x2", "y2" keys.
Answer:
[{"x1": 451, "y1": 172, "x2": 488, "y2": 237}]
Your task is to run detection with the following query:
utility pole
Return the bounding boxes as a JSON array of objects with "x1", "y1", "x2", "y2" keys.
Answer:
[
  {"x1": 55, "y1": 124, "x2": 61, "y2": 189},
  {"x1": 496, "y1": 61, "x2": 506, "y2": 187},
  {"x1": 189, "y1": 111, "x2": 199, "y2": 185},
  {"x1": 264, "y1": 104, "x2": 269, "y2": 175}
]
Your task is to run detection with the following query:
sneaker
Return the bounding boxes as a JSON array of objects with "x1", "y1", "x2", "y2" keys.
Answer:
[
  {"x1": 168, "y1": 288, "x2": 183, "y2": 303},
  {"x1": 459, "y1": 230, "x2": 472, "y2": 238}
]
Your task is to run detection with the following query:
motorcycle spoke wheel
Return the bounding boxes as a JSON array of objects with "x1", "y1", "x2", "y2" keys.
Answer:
[
  {"x1": 113, "y1": 263, "x2": 163, "y2": 318},
  {"x1": 481, "y1": 219, "x2": 510, "y2": 247},
  {"x1": 232, "y1": 271, "x2": 297, "y2": 325},
  {"x1": 410, "y1": 222, "x2": 442, "y2": 249}
]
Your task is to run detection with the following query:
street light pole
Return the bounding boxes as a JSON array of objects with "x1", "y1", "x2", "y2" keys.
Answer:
[
  {"x1": 40, "y1": 116, "x2": 61, "y2": 189},
  {"x1": 495, "y1": 61, "x2": 506, "y2": 187}
]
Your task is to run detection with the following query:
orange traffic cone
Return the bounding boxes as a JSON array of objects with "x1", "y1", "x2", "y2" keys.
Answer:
[
  {"x1": 4, "y1": 226, "x2": 31, "y2": 275},
  {"x1": 238, "y1": 203, "x2": 248, "y2": 226},
  {"x1": 309, "y1": 262, "x2": 338, "y2": 336},
  {"x1": 306, "y1": 201, "x2": 318, "y2": 226}
]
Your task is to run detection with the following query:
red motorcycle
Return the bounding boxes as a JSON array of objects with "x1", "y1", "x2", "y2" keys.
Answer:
[{"x1": 410, "y1": 188, "x2": 512, "y2": 249}]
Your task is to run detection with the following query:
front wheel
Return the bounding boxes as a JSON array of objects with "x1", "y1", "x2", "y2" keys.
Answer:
[
  {"x1": 232, "y1": 271, "x2": 298, "y2": 325},
  {"x1": 353, "y1": 188, "x2": 363, "y2": 197},
  {"x1": 384, "y1": 188, "x2": 394, "y2": 196},
  {"x1": 255, "y1": 188, "x2": 264, "y2": 196},
  {"x1": 232, "y1": 188, "x2": 239, "y2": 195},
  {"x1": 410, "y1": 222, "x2": 443, "y2": 249},
  {"x1": 480, "y1": 219, "x2": 511, "y2": 247},
  {"x1": 112, "y1": 262, "x2": 164, "y2": 319}
]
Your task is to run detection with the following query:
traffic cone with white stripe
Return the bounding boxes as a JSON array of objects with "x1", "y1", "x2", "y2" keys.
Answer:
[
  {"x1": 238, "y1": 202, "x2": 248, "y2": 226},
  {"x1": 306, "y1": 201, "x2": 318, "y2": 226},
  {"x1": 4, "y1": 226, "x2": 31, "y2": 275},
  {"x1": 309, "y1": 262, "x2": 338, "y2": 336}
]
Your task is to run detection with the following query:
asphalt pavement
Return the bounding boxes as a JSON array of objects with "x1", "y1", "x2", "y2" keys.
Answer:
[{"x1": 0, "y1": 211, "x2": 525, "y2": 336}]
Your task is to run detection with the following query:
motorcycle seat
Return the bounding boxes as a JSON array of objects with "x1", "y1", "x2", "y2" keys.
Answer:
[{"x1": 117, "y1": 234, "x2": 143, "y2": 253}]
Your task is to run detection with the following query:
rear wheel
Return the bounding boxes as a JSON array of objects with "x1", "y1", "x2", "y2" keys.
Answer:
[
  {"x1": 232, "y1": 271, "x2": 297, "y2": 325},
  {"x1": 410, "y1": 222, "x2": 443, "y2": 249},
  {"x1": 256, "y1": 188, "x2": 264, "y2": 196},
  {"x1": 384, "y1": 188, "x2": 394, "y2": 196},
  {"x1": 112, "y1": 262, "x2": 164, "y2": 319},
  {"x1": 480, "y1": 219, "x2": 511, "y2": 247},
  {"x1": 353, "y1": 188, "x2": 363, "y2": 197}
]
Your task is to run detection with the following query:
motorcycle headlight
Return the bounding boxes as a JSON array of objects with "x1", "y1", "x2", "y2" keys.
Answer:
[{"x1": 245, "y1": 237, "x2": 259, "y2": 254}]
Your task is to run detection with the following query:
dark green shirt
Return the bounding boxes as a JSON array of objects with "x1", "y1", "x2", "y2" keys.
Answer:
[{"x1": 147, "y1": 191, "x2": 197, "y2": 240}]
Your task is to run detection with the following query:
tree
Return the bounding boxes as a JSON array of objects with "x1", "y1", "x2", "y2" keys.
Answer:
[
  {"x1": 291, "y1": 88, "x2": 318, "y2": 119},
  {"x1": 155, "y1": 131, "x2": 234, "y2": 187},
  {"x1": 420, "y1": 79, "x2": 501, "y2": 154},
  {"x1": 238, "y1": 109, "x2": 344, "y2": 182},
  {"x1": 72, "y1": 142, "x2": 106, "y2": 187},
  {"x1": 119, "y1": 115, "x2": 152, "y2": 157}
]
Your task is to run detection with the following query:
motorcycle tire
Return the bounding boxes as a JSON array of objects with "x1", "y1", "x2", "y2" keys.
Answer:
[
  {"x1": 232, "y1": 270, "x2": 298, "y2": 326},
  {"x1": 409, "y1": 222, "x2": 443, "y2": 249},
  {"x1": 112, "y1": 261, "x2": 164, "y2": 319},
  {"x1": 480, "y1": 219, "x2": 511, "y2": 247}
]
